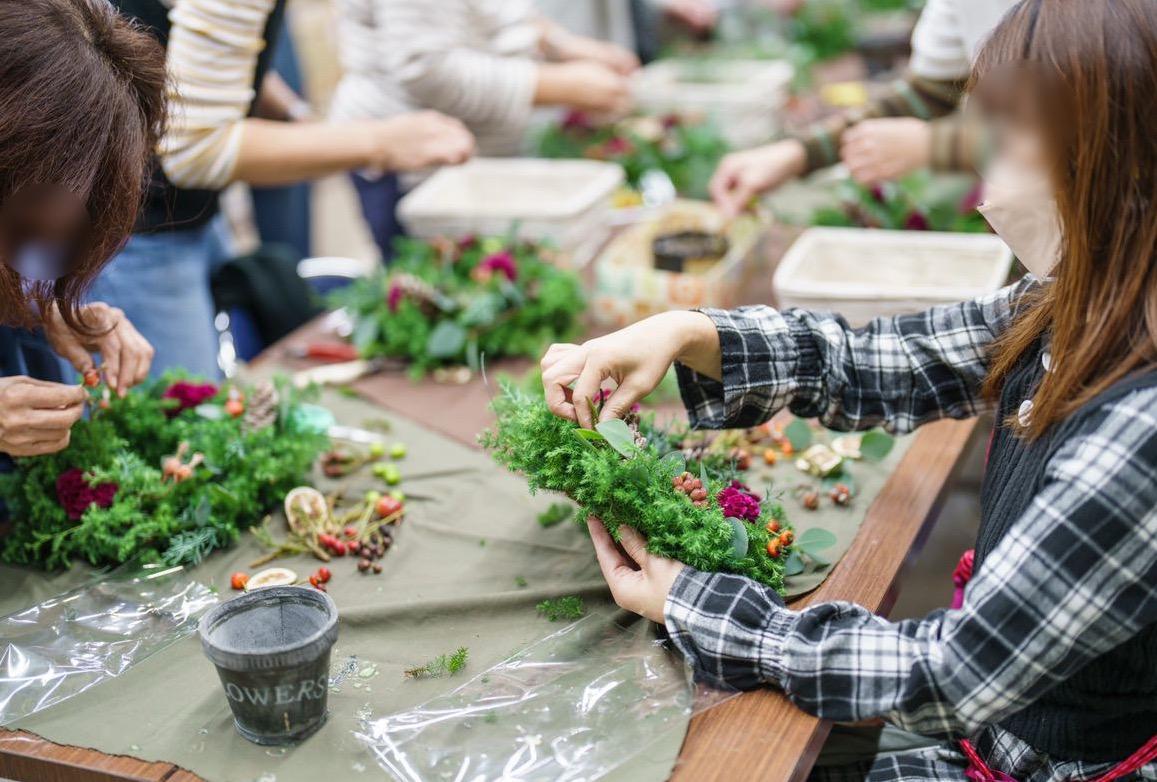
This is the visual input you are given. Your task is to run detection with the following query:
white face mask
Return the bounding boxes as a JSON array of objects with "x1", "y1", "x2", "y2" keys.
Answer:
[{"x1": 977, "y1": 158, "x2": 1063, "y2": 279}]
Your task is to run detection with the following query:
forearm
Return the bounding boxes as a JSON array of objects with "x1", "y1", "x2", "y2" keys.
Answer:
[
  {"x1": 794, "y1": 75, "x2": 966, "y2": 173},
  {"x1": 676, "y1": 280, "x2": 1027, "y2": 433},
  {"x1": 929, "y1": 112, "x2": 990, "y2": 172},
  {"x1": 231, "y1": 120, "x2": 376, "y2": 186}
]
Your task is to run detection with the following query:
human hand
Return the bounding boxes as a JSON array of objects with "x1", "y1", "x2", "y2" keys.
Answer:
[
  {"x1": 709, "y1": 140, "x2": 807, "y2": 219},
  {"x1": 536, "y1": 61, "x2": 633, "y2": 115},
  {"x1": 540, "y1": 310, "x2": 719, "y2": 429},
  {"x1": 366, "y1": 111, "x2": 476, "y2": 172},
  {"x1": 43, "y1": 302, "x2": 153, "y2": 398},
  {"x1": 0, "y1": 376, "x2": 86, "y2": 456},
  {"x1": 548, "y1": 32, "x2": 640, "y2": 75},
  {"x1": 841, "y1": 118, "x2": 932, "y2": 186},
  {"x1": 764, "y1": 0, "x2": 806, "y2": 14},
  {"x1": 662, "y1": 0, "x2": 719, "y2": 33},
  {"x1": 588, "y1": 518, "x2": 684, "y2": 624}
]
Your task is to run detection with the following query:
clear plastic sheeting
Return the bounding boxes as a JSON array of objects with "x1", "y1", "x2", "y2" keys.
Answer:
[
  {"x1": 0, "y1": 563, "x2": 218, "y2": 723},
  {"x1": 356, "y1": 609, "x2": 736, "y2": 781}
]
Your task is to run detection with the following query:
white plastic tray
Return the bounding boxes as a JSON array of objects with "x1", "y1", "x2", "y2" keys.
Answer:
[
  {"x1": 773, "y1": 227, "x2": 1014, "y2": 326},
  {"x1": 397, "y1": 158, "x2": 624, "y2": 267},
  {"x1": 632, "y1": 59, "x2": 794, "y2": 148}
]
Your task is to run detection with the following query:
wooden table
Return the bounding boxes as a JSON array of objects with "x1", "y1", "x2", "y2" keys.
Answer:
[{"x1": 0, "y1": 332, "x2": 978, "y2": 781}]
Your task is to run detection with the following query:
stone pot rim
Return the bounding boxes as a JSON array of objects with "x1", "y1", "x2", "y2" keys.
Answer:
[{"x1": 199, "y1": 585, "x2": 338, "y2": 670}]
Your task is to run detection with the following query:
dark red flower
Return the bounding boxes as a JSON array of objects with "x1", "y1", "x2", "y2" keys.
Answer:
[
  {"x1": 477, "y1": 251, "x2": 518, "y2": 282},
  {"x1": 717, "y1": 480, "x2": 761, "y2": 522},
  {"x1": 562, "y1": 110, "x2": 594, "y2": 132},
  {"x1": 661, "y1": 113, "x2": 682, "y2": 130},
  {"x1": 457, "y1": 234, "x2": 479, "y2": 252},
  {"x1": 903, "y1": 211, "x2": 930, "y2": 231},
  {"x1": 162, "y1": 381, "x2": 218, "y2": 415},
  {"x1": 958, "y1": 181, "x2": 984, "y2": 214},
  {"x1": 604, "y1": 136, "x2": 634, "y2": 156},
  {"x1": 868, "y1": 184, "x2": 887, "y2": 204},
  {"x1": 55, "y1": 468, "x2": 118, "y2": 521},
  {"x1": 387, "y1": 282, "x2": 405, "y2": 313}
]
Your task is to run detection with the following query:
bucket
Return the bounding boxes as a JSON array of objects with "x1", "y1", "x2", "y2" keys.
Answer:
[{"x1": 199, "y1": 585, "x2": 339, "y2": 745}]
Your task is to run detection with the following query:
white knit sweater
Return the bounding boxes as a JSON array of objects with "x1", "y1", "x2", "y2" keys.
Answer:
[
  {"x1": 909, "y1": 0, "x2": 1017, "y2": 81},
  {"x1": 330, "y1": 0, "x2": 541, "y2": 157}
]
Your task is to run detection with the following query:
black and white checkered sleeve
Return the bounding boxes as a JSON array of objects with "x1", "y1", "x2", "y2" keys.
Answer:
[
  {"x1": 675, "y1": 279, "x2": 1033, "y2": 433},
  {"x1": 665, "y1": 387, "x2": 1157, "y2": 738}
]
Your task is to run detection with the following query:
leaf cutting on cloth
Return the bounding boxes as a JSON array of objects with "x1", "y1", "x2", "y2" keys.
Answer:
[
  {"x1": 784, "y1": 418, "x2": 814, "y2": 451},
  {"x1": 858, "y1": 431, "x2": 895, "y2": 462}
]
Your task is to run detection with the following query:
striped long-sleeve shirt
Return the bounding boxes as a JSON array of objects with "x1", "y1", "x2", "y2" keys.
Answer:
[
  {"x1": 666, "y1": 280, "x2": 1157, "y2": 780},
  {"x1": 794, "y1": 0, "x2": 1014, "y2": 174},
  {"x1": 330, "y1": 0, "x2": 541, "y2": 157}
]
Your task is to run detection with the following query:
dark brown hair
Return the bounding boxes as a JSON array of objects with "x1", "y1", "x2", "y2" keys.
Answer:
[
  {"x1": 0, "y1": 0, "x2": 166, "y2": 330},
  {"x1": 974, "y1": 0, "x2": 1157, "y2": 437}
]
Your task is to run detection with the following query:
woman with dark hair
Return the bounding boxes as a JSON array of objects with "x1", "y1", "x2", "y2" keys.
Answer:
[
  {"x1": 0, "y1": 0, "x2": 164, "y2": 456},
  {"x1": 542, "y1": 0, "x2": 1157, "y2": 778}
]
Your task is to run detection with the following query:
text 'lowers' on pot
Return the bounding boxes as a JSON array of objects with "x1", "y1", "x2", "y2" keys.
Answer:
[{"x1": 199, "y1": 585, "x2": 339, "y2": 745}]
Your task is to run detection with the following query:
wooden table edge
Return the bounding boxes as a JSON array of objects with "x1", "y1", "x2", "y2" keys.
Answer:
[{"x1": 670, "y1": 416, "x2": 979, "y2": 782}]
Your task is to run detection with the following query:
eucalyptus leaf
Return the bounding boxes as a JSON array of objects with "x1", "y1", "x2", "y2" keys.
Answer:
[
  {"x1": 460, "y1": 292, "x2": 504, "y2": 327},
  {"x1": 595, "y1": 418, "x2": 638, "y2": 459},
  {"x1": 795, "y1": 526, "x2": 838, "y2": 551},
  {"x1": 725, "y1": 517, "x2": 750, "y2": 560},
  {"x1": 194, "y1": 404, "x2": 224, "y2": 421},
  {"x1": 352, "y1": 316, "x2": 380, "y2": 352},
  {"x1": 784, "y1": 418, "x2": 814, "y2": 451},
  {"x1": 784, "y1": 549, "x2": 805, "y2": 576},
  {"x1": 659, "y1": 451, "x2": 686, "y2": 477},
  {"x1": 859, "y1": 430, "x2": 895, "y2": 462},
  {"x1": 573, "y1": 428, "x2": 606, "y2": 442},
  {"x1": 425, "y1": 321, "x2": 468, "y2": 359}
]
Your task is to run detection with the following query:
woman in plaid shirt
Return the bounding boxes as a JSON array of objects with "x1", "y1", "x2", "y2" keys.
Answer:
[{"x1": 541, "y1": 1, "x2": 1157, "y2": 779}]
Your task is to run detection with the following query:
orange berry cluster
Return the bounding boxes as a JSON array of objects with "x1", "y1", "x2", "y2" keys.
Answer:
[
  {"x1": 764, "y1": 520, "x2": 793, "y2": 558},
  {"x1": 672, "y1": 472, "x2": 709, "y2": 507}
]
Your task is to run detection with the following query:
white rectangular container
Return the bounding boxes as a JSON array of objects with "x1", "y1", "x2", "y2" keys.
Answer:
[
  {"x1": 773, "y1": 227, "x2": 1014, "y2": 326},
  {"x1": 632, "y1": 59, "x2": 794, "y2": 149},
  {"x1": 397, "y1": 158, "x2": 624, "y2": 267}
]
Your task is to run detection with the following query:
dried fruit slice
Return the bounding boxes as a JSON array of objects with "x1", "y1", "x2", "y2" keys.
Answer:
[
  {"x1": 284, "y1": 486, "x2": 329, "y2": 537},
  {"x1": 245, "y1": 567, "x2": 298, "y2": 590}
]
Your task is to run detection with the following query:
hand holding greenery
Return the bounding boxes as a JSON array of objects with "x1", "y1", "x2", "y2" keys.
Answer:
[{"x1": 333, "y1": 236, "x2": 584, "y2": 376}]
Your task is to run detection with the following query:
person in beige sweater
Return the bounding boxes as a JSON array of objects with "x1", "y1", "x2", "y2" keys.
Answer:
[{"x1": 330, "y1": 0, "x2": 640, "y2": 257}]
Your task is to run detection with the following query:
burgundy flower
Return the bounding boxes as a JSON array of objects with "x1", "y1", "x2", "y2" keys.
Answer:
[
  {"x1": 604, "y1": 136, "x2": 633, "y2": 156},
  {"x1": 717, "y1": 480, "x2": 761, "y2": 522},
  {"x1": 162, "y1": 380, "x2": 219, "y2": 416},
  {"x1": 55, "y1": 468, "x2": 118, "y2": 521},
  {"x1": 868, "y1": 184, "x2": 887, "y2": 204},
  {"x1": 661, "y1": 113, "x2": 682, "y2": 130},
  {"x1": 562, "y1": 110, "x2": 594, "y2": 132},
  {"x1": 457, "y1": 234, "x2": 478, "y2": 252},
  {"x1": 958, "y1": 181, "x2": 984, "y2": 214},
  {"x1": 903, "y1": 211, "x2": 930, "y2": 231},
  {"x1": 477, "y1": 251, "x2": 518, "y2": 282},
  {"x1": 387, "y1": 283, "x2": 405, "y2": 313}
]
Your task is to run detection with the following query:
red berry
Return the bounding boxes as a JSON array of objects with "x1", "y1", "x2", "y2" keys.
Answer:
[
  {"x1": 375, "y1": 495, "x2": 403, "y2": 518},
  {"x1": 308, "y1": 574, "x2": 320, "y2": 588},
  {"x1": 348, "y1": 541, "x2": 361, "y2": 554},
  {"x1": 318, "y1": 533, "x2": 336, "y2": 547},
  {"x1": 224, "y1": 398, "x2": 244, "y2": 417},
  {"x1": 230, "y1": 572, "x2": 249, "y2": 590},
  {"x1": 331, "y1": 541, "x2": 347, "y2": 556},
  {"x1": 344, "y1": 525, "x2": 357, "y2": 539},
  {"x1": 766, "y1": 540, "x2": 781, "y2": 558},
  {"x1": 83, "y1": 369, "x2": 101, "y2": 388},
  {"x1": 316, "y1": 567, "x2": 332, "y2": 583}
]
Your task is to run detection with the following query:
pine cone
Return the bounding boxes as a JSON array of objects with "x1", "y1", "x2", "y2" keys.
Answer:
[{"x1": 243, "y1": 380, "x2": 280, "y2": 432}]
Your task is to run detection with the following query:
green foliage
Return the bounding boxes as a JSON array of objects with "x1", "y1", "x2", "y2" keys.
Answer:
[
  {"x1": 332, "y1": 236, "x2": 584, "y2": 374},
  {"x1": 0, "y1": 376, "x2": 327, "y2": 570},
  {"x1": 858, "y1": 431, "x2": 895, "y2": 462},
  {"x1": 480, "y1": 385, "x2": 791, "y2": 592},
  {"x1": 808, "y1": 173, "x2": 990, "y2": 233},
  {"x1": 787, "y1": 0, "x2": 858, "y2": 61},
  {"x1": 536, "y1": 113, "x2": 729, "y2": 200},
  {"x1": 405, "y1": 647, "x2": 470, "y2": 679},
  {"x1": 537, "y1": 502, "x2": 574, "y2": 528},
  {"x1": 536, "y1": 595, "x2": 586, "y2": 622}
]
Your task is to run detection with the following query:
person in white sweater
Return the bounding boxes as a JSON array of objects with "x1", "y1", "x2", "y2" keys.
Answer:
[
  {"x1": 710, "y1": 0, "x2": 1017, "y2": 217},
  {"x1": 330, "y1": 0, "x2": 640, "y2": 258}
]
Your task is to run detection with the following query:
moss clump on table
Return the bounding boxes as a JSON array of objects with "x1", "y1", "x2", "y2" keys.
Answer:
[
  {"x1": 332, "y1": 235, "x2": 585, "y2": 377},
  {"x1": 480, "y1": 385, "x2": 792, "y2": 593},
  {"x1": 536, "y1": 112, "x2": 729, "y2": 200},
  {"x1": 0, "y1": 376, "x2": 327, "y2": 570}
]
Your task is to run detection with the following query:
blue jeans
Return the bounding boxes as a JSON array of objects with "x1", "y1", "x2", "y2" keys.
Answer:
[
  {"x1": 350, "y1": 171, "x2": 405, "y2": 262},
  {"x1": 87, "y1": 219, "x2": 230, "y2": 380}
]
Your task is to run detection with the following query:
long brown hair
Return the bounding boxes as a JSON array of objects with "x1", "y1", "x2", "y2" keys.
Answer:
[
  {"x1": 0, "y1": 0, "x2": 166, "y2": 330},
  {"x1": 975, "y1": 0, "x2": 1157, "y2": 437}
]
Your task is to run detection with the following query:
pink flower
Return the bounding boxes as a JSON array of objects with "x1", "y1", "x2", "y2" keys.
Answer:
[
  {"x1": 387, "y1": 283, "x2": 405, "y2": 313},
  {"x1": 903, "y1": 211, "x2": 930, "y2": 231},
  {"x1": 716, "y1": 481, "x2": 761, "y2": 522},
  {"x1": 162, "y1": 381, "x2": 219, "y2": 416},
  {"x1": 55, "y1": 468, "x2": 118, "y2": 521},
  {"x1": 477, "y1": 251, "x2": 518, "y2": 282}
]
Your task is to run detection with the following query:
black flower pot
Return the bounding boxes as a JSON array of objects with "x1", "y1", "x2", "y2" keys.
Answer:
[{"x1": 199, "y1": 585, "x2": 339, "y2": 745}]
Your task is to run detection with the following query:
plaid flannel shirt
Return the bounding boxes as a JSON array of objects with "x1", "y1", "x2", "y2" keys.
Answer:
[{"x1": 667, "y1": 279, "x2": 1157, "y2": 781}]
